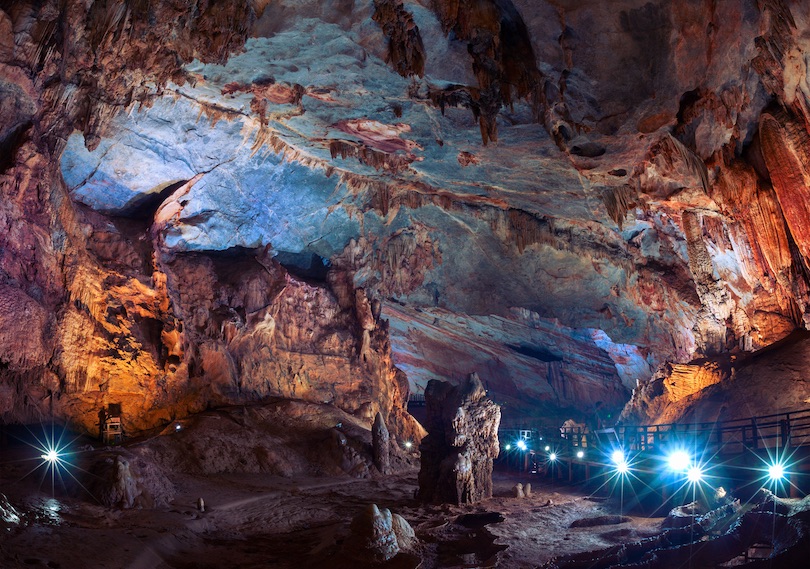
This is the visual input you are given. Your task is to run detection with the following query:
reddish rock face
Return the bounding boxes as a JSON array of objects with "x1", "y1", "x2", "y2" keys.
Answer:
[{"x1": 4, "y1": 0, "x2": 810, "y2": 434}]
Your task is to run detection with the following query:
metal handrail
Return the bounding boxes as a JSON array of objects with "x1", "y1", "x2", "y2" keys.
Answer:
[{"x1": 555, "y1": 407, "x2": 810, "y2": 456}]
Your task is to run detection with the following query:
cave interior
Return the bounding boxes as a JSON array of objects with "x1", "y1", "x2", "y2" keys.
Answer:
[{"x1": 2, "y1": 0, "x2": 810, "y2": 567}]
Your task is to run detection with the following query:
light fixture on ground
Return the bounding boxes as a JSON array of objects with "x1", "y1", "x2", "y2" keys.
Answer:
[
  {"x1": 687, "y1": 465, "x2": 704, "y2": 483},
  {"x1": 768, "y1": 462, "x2": 785, "y2": 482},
  {"x1": 611, "y1": 449, "x2": 629, "y2": 474},
  {"x1": 666, "y1": 450, "x2": 690, "y2": 472},
  {"x1": 41, "y1": 449, "x2": 59, "y2": 462}
]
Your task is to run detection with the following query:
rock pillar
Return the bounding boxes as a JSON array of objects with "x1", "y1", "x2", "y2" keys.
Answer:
[
  {"x1": 417, "y1": 373, "x2": 501, "y2": 504},
  {"x1": 372, "y1": 411, "x2": 390, "y2": 474}
]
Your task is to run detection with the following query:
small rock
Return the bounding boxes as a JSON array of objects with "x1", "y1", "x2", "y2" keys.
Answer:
[
  {"x1": 196, "y1": 497, "x2": 205, "y2": 512},
  {"x1": 524, "y1": 483, "x2": 532, "y2": 497},
  {"x1": 343, "y1": 504, "x2": 399, "y2": 563},
  {"x1": 512, "y1": 483, "x2": 524, "y2": 498},
  {"x1": 0, "y1": 493, "x2": 21, "y2": 527},
  {"x1": 392, "y1": 513, "x2": 418, "y2": 551}
]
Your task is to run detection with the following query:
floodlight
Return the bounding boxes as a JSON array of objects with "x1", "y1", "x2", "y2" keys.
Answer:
[
  {"x1": 666, "y1": 450, "x2": 690, "y2": 472},
  {"x1": 611, "y1": 449, "x2": 625, "y2": 465},
  {"x1": 175, "y1": 424, "x2": 182, "y2": 431},
  {"x1": 576, "y1": 450, "x2": 584, "y2": 459},
  {"x1": 768, "y1": 462, "x2": 785, "y2": 481},
  {"x1": 549, "y1": 452, "x2": 557, "y2": 461},
  {"x1": 544, "y1": 445, "x2": 550, "y2": 452},
  {"x1": 687, "y1": 465, "x2": 703, "y2": 483},
  {"x1": 404, "y1": 441, "x2": 413, "y2": 449},
  {"x1": 504, "y1": 444, "x2": 512, "y2": 451},
  {"x1": 517, "y1": 440, "x2": 527, "y2": 451},
  {"x1": 41, "y1": 449, "x2": 59, "y2": 462}
]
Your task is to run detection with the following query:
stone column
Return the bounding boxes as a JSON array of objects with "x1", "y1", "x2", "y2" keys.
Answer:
[{"x1": 417, "y1": 373, "x2": 501, "y2": 504}]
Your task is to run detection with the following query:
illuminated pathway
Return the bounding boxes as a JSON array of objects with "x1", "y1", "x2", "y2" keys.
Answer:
[{"x1": 500, "y1": 407, "x2": 810, "y2": 511}]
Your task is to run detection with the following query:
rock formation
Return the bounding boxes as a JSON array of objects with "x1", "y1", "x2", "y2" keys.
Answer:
[
  {"x1": 417, "y1": 373, "x2": 501, "y2": 504},
  {"x1": 391, "y1": 512, "x2": 418, "y2": 552},
  {"x1": 0, "y1": 493, "x2": 21, "y2": 529},
  {"x1": 85, "y1": 450, "x2": 175, "y2": 509},
  {"x1": 543, "y1": 490, "x2": 810, "y2": 568},
  {"x1": 371, "y1": 411, "x2": 390, "y2": 474},
  {"x1": 5, "y1": 0, "x2": 810, "y2": 438},
  {"x1": 343, "y1": 503, "x2": 400, "y2": 563}
]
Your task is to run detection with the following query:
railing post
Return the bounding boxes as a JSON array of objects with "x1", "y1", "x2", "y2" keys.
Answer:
[
  {"x1": 751, "y1": 417, "x2": 758, "y2": 449},
  {"x1": 781, "y1": 416, "x2": 791, "y2": 448}
]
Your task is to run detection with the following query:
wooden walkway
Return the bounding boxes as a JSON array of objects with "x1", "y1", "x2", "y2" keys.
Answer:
[
  {"x1": 499, "y1": 408, "x2": 810, "y2": 505},
  {"x1": 562, "y1": 408, "x2": 810, "y2": 457}
]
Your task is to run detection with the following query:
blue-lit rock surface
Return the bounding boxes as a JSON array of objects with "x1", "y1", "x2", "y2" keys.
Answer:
[{"x1": 55, "y1": 3, "x2": 692, "y2": 420}]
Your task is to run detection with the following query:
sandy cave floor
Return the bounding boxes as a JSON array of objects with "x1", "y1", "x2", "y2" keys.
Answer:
[{"x1": 0, "y1": 441, "x2": 669, "y2": 569}]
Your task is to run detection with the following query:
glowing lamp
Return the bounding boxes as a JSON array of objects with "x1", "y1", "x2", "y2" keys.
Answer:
[
  {"x1": 768, "y1": 463, "x2": 785, "y2": 481},
  {"x1": 544, "y1": 445, "x2": 550, "y2": 452},
  {"x1": 517, "y1": 440, "x2": 527, "y2": 451},
  {"x1": 687, "y1": 465, "x2": 704, "y2": 483},
  {"x1": 666, "y1": 450, "x2": 690, "y2": 472},
  {"x1": 41, "y1": 449, "x2": 59, "y2": 462},
  {"x1": 610, "y1": 449, "x2": 629, "y2": 474},
  {"x1": 576, "y1": 450, "x2": 584, "y2": 459},
  {"x1": 549, "y1": 452, "x2": 557, "y2": 462},
  {"x1": 504, "y1": 444, "x2": 512, "y2": 451},
  {"x1": 175, "y1": 424, "x2": 182, "y2": 431},
  {"x1": 404, "y1": 441, "x2": 413, "y2": 449}
]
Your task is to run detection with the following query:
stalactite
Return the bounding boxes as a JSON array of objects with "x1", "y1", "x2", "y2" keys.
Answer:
[
  {"x1": 428, "y1": 84, "x2": 481, "y2": 120},
  {"x1": 428, "y1": 0, "x2": 546, "y2": 144},
  {"x1": 760, "y1": 111, "x2": 810, "y2": 262},
  {"x1": 372, "y1": 0, "x2": 426, "y2": 78},
  {"x1": 668, "y1": 134, "x2": 710, "y2": 192},
  {"x1": 329, "y1": 139, "x2": 413, "y2": 173},
  {"x1": 601, "y1": 185, "x2": 640, "y2": 230}
]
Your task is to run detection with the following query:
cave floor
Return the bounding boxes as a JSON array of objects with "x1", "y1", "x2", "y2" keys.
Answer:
[{"x1": 0, "y1": 444, "x2": 669, "y2": 569}]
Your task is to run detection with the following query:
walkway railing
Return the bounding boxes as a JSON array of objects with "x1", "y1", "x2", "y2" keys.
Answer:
[{"x1": 557, "y1": 408, "x2": 810, "y2": 457}]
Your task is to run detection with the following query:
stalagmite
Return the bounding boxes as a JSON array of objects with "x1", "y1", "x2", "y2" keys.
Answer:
[
  {"x1": 372, "y1": 411, "x2": 390, "y2": 474},
  {"x1": 417, "y1": 373, "x2": 501, "y2": 504}
]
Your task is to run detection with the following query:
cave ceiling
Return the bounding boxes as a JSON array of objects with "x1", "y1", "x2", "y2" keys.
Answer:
[{"x1": 3, "y1": 0, "x2": 810, "y2": 427}]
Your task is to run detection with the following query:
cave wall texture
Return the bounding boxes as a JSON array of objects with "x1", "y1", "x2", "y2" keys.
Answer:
[{"x1": 2, "y1": 0, "x2": 810, "y2": 433}]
